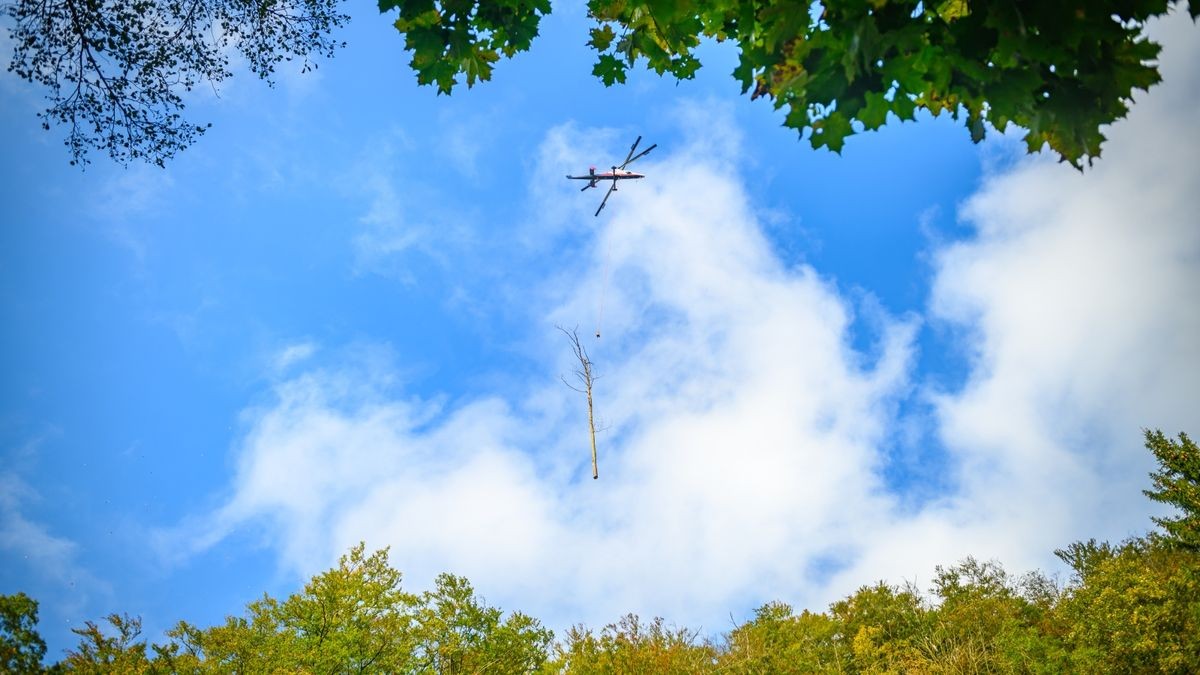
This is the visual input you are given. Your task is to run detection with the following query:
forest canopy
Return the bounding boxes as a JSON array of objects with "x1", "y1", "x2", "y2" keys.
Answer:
[
  {"x1": 3, "y1": 429, "x2": 1198, "y2": 672},
  {"x1": 4, "y1": 0, "x2": 1197, "y2": 166}
]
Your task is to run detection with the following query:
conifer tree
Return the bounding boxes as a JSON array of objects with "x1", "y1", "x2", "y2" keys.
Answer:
[{"x1": 1143, "y1": 430, "x2": 1200, "y2": 550}]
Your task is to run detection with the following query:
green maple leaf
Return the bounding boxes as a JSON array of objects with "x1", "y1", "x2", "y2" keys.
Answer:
[
  {"x1": 461, "y1": 48, "x2": 499, "y2": 86},
  {"x1": 811, "y1": 111, "x2": 853, "y2": 153},
  {"x1": 859, "y1": 91, "x2": 891, "y2": 130},
  {"x1": 593, "y1": 54, "x2": 628, "y2": 85},
  {"x1": 588, "y1": 25, "x2": 616, "y2": 51},
  {"x1": 891, "y1": 92, "x2": 917, "y2": 121},
  {"x1": 671, "y1": 54, "x2": 702, "y2": 80}
]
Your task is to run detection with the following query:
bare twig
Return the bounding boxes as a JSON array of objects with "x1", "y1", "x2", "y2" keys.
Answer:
[{"x1": 558, "y1": 325, "x2": 600, "y2": 479}]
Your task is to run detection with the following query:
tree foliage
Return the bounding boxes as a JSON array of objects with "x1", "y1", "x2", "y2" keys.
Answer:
[
  {"x1": 147, "y1": 543, "x2": 553, "y2": 673},
  {"x1": 721, "y1": 602, "x2": 846, "y2": 672},
  {"x1": 0, "y1": 592, "x2": 48, "y2": 673},
  {"x1": 61, "y1": 613, "x2": 153, "y2": 673},
  {"x1": 382, "y1": 0, "x2": 1200, "y2": 167},
  {"x1": 377, "y1": 0, "x2": 551, "y2": 95},
  {"x1": 551, "y1": 614, "x2": 717, "y2": 673},
  {"x1": 4, "y1": 0, "x2": 348, "y2": 166},
  {"x1": 6, "y1": 0, "x2": 1196, "y2": 166},
  {"x1": 1058, "y1": 538, "x2": 1200, "y2": 673},
  {"x1": 412, "y1": 573, "x2": 553, "y2": 673},
  {"x1": 1143, "y1": 429, "x2": 1200, "y2": 550},
  {"x1": 32, "y1": 542, "x2": 548, "y2": 672},
  {"x1": 7, "y1": 428, "x2": 1199, "y2": 671}
]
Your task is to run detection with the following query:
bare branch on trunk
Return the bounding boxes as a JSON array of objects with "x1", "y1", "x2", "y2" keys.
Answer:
[{"x1": 558, "y1": 325, "x2": 600, "y2": 480}]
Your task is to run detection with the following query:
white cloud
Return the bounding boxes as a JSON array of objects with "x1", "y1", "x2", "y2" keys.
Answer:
[
  {"x1": 813, "y1": 14, "x2": 1200, "y2": 597},
  {"x1": 173, "y1": 14, "x2": 1199, "y2": 633},
  {"x1": 342, "y1": 130, "x2": 422, "y2": 277},
  {"x1": 340, "y1": 128, "x2": 485, "y2": 283},
  {"x1": 0, "y1": 474, "x2": 76, "y2": 575},
  {"x1": 0, "y1": 472, "x2": 108, "y2": 615},
  {"x1": 172, "y1": 105, "x2": 918, "y2": 631},
  {"x1": 271, "y1": 341, "x2": 318, "y2": 372},
  {"x1": 746, "y1": 14, "x2": 1200, "y2": 604},
  {"x1": 438, "y1": 110, "x2": 489, "y2": 179},
  {"x1": 922, "y1": 10, "x2": 1200, "y2": 559}
]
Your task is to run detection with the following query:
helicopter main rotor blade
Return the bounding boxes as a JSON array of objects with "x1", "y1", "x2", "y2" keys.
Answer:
[
  {"x1": 620, "y1": 143, "x2": 657, "y2": 169},
  {"x1": 595, "y1": 180, "x2": 618, "y2": 217},
  {"x1": 621, "y1": 136, "x2": 642, "y2": 167}
]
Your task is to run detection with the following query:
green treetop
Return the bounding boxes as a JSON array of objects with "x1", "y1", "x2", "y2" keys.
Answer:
[
  {"x1": 0, "y1": 592, "x2": 49, "y2": 673},
  {"x1": 1144, "y1": 430, "x2": 1200, "y2": 550}
]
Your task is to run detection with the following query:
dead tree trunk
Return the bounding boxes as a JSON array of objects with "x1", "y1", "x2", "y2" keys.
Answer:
[{"x1": 559, "y1": 326, "x2": 600, "y2": 479}]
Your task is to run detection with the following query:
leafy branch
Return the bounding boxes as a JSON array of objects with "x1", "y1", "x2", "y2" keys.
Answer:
[
  {"x1": 5, "y1": 0, "x2": 349, "y2": 166},
  {"x1": 380, "y1": 0, "x2": 1199, "y2": 168}
]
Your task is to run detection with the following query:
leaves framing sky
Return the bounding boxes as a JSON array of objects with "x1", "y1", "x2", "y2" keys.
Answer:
[{"x1": 1, "y1": 2, "x2": 1198, "y2": 658}]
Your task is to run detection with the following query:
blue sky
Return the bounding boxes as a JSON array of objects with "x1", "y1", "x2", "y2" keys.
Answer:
[{"x1": 2, "y1": 2, "x2": 1198, "y2": 658}]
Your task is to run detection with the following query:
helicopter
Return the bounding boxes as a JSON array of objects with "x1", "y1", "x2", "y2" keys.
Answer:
[{"x1": 567, "y1": 136, "x2": 657, "y2": 216}]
